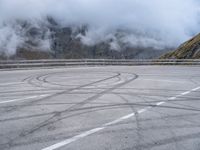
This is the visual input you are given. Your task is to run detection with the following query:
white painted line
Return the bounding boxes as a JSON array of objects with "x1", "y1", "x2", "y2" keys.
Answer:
[
  {"x1": 191, "y1": 87, "x2": 200, "y2": 92},
  {"x1": 168, "y1": 97, "x2": 177, "y2": 100},
  {"x1": 138, "y1": 109, "x2": 147, "y2": 114},
  {"x1": 180, "y1": 91, "x2": 191, "y2": 96},
  {"x1": 41, "y1": 86, "x2": 200, "y2": 150},
  {"x1": 0, "y1": 82, "x2": 23, "y2": 86},
  {"x1": 42, "y1": 127, "x2": 105, "y2": 150},
  {"x1": 156, "y1": 102, "x2": 165, "y2": 106},
  {"x1": 0, "y1": 94, "x2": 50, "y2": 104}
]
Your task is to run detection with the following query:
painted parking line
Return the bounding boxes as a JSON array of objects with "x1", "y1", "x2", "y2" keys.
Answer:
[
  {"x1": 0, "y1": 82, "x2": 23, "y2": 86},
  {"x1": 0, "y1": 94, "x2": 50, "y2": 104}
]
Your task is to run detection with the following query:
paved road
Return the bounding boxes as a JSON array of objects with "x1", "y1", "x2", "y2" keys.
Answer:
[{"x1": 0, "y1": 66, "x2": 200, "y2": 150}]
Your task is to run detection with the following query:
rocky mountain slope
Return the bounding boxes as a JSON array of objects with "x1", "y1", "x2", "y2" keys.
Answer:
[
  {"x1": 161, "y1": 34, "x2": 200, "y2": 59},
  {"x1": 0, "y1": 18, "x2": 169, "y2": 60}
]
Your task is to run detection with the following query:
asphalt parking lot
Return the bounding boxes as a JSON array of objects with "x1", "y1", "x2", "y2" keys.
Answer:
[{"x1": 0, "y1": 66, "x2": 200, "y2": 150}]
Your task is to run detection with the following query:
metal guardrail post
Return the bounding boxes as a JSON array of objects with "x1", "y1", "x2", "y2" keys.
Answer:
[{"x1": 0, "y1": 59, "x2": 199, "y2": 69}]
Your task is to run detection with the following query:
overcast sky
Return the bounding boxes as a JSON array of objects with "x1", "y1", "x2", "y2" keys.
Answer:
[{"x1": 0, "y1": 0, "x2": 200, "y2": 55}]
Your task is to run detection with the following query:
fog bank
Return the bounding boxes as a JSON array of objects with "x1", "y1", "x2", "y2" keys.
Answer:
[{"x1": 0, "y1": 0, "x2": 200, "y2": 55}]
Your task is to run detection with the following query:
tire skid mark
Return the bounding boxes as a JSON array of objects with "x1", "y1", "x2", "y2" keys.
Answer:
[
  {"x1": 117, "y1": 95, "x2": 143, "y2": 150},
  {"x1": 0, "y1": 72, "x2": 120, "y2": 114},
  {"x1": 0, "y1": 71, "x2": 138, "y2": 150},
  {"x1": 15, "y1": 73, "x2": 138, "y2": 138}
]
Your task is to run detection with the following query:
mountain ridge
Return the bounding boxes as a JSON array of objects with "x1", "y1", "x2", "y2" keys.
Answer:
[
  {"x1": 161, "y1": 34, "x2": 200, "y2": 59},
  {"x1": 0, "y1": 18, "x2": 170, "y2": 60}
]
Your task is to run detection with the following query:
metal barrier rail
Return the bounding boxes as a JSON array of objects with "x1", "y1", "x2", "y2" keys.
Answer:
[
  {"x1": 1, "y1": 59, "x2": 200, "y2": 63},
  {"x1": 0, "y1": 59, "x2": 200, "y2": 69}
]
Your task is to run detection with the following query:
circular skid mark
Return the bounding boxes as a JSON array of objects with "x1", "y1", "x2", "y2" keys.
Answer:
[
  {"x1": 23, "y1": 71, "x2": 134, "y2": 90},
  {"x1": 0, "y1": 71, "x2": 138, "y2": 150}
]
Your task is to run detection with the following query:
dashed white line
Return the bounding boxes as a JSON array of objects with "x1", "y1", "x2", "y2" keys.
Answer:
[
  {"x1": 168, "y1": 96, "x2": 177, "y2": 100},
  {"x1": 0, "y1": 82, "x2": 23, "y2": 86},
  {"x1": 180, "y1": 91, "x2": 191, "y2": 96},
  {"x1": 41, "y1": 86, "x2": 200, "y2": 150},
  {"x1": 137, "y1": 108, "x2": 148, "y2": 114},
  {"x1": 42, "y1": 127, "x2": 105, "y2": 150},
  {"x1": 156, "y1": 102, "x2": 165, "y2": 106},
  {"x1": 191, "y1": 87, "x2": 200, "y2": 91},
  {"x1": 0, "y1": 94, "x2": 50, "y2": 104}
]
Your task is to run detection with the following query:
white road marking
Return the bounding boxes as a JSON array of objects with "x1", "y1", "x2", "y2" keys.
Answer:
[
  {"x1": 168, "y1": 96, "x2": 177, "y2": 100},
  {"x1": 138, "y1": 109, "x2": 147, "y2": 114},
  {"x1": 41, "y1": 86, "x2": 200, "y2": 150},
  {"x1": 156, "y1": 102, "x2": 165, "y2": 106},
  {"x1": 0, "y1": 94, "x2": 50, "y2": 104},
  {"x1": 0, "y1": 82, "x2": 23, "y2": 86},
  {"x1": 42, "y1": 127, "x2": 105, "y2": 150},
  {"x1": 191, "y1": 87, "x2": 200, "y2": 91},
  {"x1": 142, "y1": 79, "x2": 185, "y2": 83},
  {"x1": 180, "y1": 91, "x2": 191, "y2": 96}
]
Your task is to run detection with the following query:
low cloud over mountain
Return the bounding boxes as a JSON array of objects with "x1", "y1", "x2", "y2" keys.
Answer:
[{"x1": 0, "y1": 0, "x2": 200, "y2": 58}]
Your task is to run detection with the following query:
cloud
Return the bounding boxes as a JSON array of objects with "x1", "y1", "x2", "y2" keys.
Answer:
[{"x1": 0, "y1": 0, "x2": 200, "y2": 55}]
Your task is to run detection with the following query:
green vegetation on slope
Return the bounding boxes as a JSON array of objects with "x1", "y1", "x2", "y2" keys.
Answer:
[{"x1": 161, "y1": 34, "x2": 200, "y2": 59}]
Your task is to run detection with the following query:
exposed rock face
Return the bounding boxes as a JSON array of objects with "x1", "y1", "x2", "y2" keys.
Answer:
[
  {"x1": 49, "y1": 26, "x2": 166, "y2": 59},
  {"x1": 1, "y1": 18, "x2": 169, "y2": 60},
  {"x1": 161, "y1": 34, "x2": 200, "y2": 59}
]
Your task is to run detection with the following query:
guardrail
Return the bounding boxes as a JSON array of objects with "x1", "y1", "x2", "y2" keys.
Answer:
[{"x1": 0, "y1": 59, "x2": 200, "y2": 69}]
